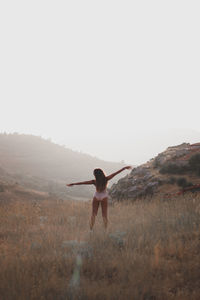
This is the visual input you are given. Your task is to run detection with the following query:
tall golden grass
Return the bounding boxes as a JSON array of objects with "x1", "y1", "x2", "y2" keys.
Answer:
[{"x1": 0, "y1": 194, "x2": 200, "y2": 299}]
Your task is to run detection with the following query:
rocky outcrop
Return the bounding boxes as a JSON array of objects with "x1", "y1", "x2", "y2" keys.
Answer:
[
  {"x1": 109, "y1": 143, "x2": 200, "y2": 200},
  {"x1": 109, "y1": 165, "x2": 160, "y2": 200}
]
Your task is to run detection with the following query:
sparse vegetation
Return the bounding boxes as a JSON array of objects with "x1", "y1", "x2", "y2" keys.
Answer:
[
  {"x1": 159, "y1": 163, "x2": 188, "y2": 175},
  {"x1": 153, "y1": 157, "x2": 161, "y2": 168},
  {"x1": 159, "y1": 153, "x2": 200, "y2": 178},
  {"x1": 168, "y1": 176, "x2": 177, "y2": 184},
  {"x1": 176, "y1": 177, "x2": 192, "y2": 188},
  {"x1": 1, "y1": 194, "x2": 200, "y2": 299},
  {"x1": 0, "y1": 184, "x2": 5, "y2": 192},
  {"x1": 1, "y1": 138, "x2": 200, "y2": 298},
  {"x1": 166, "y1": 176, "x2": 193, "y2": 188},
  {"x1": 188, "y1": 153, "x2": 200, "y2": 176}
]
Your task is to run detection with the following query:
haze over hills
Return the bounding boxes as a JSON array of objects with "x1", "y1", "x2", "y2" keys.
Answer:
[
  {"x1": 56, "y1": 128, "x2": 200, "y2": 165},
  {"x1": 0, "y1": 133, "x2": 127, "y2": 200},
  {"x1": 130, "y1": 128, "x2": 200, "y2": 163},
  {"x1": 1, "y1": 131, "x2": 200, "y2": 201}
]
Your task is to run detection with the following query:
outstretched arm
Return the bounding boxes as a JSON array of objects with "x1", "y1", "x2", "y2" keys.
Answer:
[
  {"x1": 66, "y1": 180, "x2": 95, "y2": 187},
  {"x1": 106, "y1": 166, "x2": 132, "y2": 181}
]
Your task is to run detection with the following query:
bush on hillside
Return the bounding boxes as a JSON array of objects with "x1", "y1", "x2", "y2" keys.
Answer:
[
  {"x1": 188, "y1": 153, "x2": 200, "y2": 176},
  {"x1": 176, "y1": 177, "x2": 193, "y2": 188},
  {"x1": 160, "y1": 153, "x2": 200, "y2": 176},
  {"x1": 153, "y1": 157, "x2": 161, "y2": 169},
  {"x1": 168, "y1": 176, "x2": 176, "y2": 184},
  {"x1": 0, "y1": 185, "x2": 5, "y2": 192},
  {"x1": 159, "y1": 163, "x2": 188, "y2": 175}
]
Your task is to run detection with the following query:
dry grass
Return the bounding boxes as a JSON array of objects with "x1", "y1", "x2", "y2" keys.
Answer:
[{"x1": 0, "y1": 194, "x2": 200, "y2": 300}]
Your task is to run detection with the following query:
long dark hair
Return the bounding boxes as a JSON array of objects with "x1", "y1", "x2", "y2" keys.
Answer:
[{"x1": 93, "y1": 168, "x2": 107, "y2": 192}]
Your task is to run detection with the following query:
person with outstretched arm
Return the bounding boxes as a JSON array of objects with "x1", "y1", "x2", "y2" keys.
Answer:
[{"x1": 66, "y1": 166, "x2": 132, "y2": 230}]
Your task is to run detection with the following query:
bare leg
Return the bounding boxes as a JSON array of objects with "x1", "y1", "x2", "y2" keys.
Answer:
[
  {"x1": 90, "y1": 197, "x2": 99, "y2": 230},
  {"x1": 103, "y1": 216, "x2": 108, "y2": 229},
  {"x1": 89, "y1": 214, "x2": 96, "y2": 230},
  {"x1": 101, "y1": 198, "x2": 108, "y2": 230}
]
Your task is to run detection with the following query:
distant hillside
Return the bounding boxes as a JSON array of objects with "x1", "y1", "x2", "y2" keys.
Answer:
[
  {"x1": 0, "y1": 133, "x2": 126, "y2": 200},
  {"x1": 0, "y1": 181, "x2": 50, "y2": 203},
  {"x1": 110, "y1": 142, "x2": 200, "y2": 200}
]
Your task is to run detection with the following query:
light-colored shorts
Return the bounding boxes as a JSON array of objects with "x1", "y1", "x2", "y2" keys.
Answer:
[
  {"x1": 92, "y1": 190, "x2": 108, "y2": 217},
  {"x1": 94, "y1": 190, "x2": 108, "y2": 201}
]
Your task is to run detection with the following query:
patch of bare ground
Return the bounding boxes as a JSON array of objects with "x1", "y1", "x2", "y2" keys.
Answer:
[{"x1": 0, "y1": 194, "x2": 200, "y2": 299}]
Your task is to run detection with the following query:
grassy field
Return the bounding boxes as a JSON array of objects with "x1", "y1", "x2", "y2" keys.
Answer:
[{"x1": 0, "y1": 194, "x2": 200, "y2": 300}]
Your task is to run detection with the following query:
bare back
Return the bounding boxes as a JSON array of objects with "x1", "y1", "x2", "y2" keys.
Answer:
[{"x1": 93, "y1": 178, "x2": 108, "y2": 193}]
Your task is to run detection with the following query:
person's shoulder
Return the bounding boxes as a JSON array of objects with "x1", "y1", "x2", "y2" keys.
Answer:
[{"x1": 92, "y1": 179, "x2": 96, "y2": 185}]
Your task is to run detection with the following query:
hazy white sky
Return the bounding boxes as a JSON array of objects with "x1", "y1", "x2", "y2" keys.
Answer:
[{"x1": 1, "y1": 1, "x2": 200, "y2": 164}]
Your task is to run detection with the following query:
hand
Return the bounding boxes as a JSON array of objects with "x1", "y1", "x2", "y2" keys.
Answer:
[
  {"x1": 66, "y1": 183, "x2": 74, "y2": 187},
  {"x1": 124, "y1": 166, "x2": 132, "y2": 170}
]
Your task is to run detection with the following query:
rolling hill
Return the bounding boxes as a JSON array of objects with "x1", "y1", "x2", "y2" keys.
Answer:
[{"x1": 0, "y1": 133, "x2": 126, "y2": 200}]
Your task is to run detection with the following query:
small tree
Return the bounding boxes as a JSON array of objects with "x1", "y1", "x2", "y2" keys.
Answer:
[
  {"x1": 176, "y1": 177, "x2": 188, "y2": 188},
  {"x1": 153, "y1": 157, "x2": 161, "y2": 169},
  {"x1": 168, "y1": 177, "x2": 176, "y2": 184},
  {"x1": 0, "y1": 185, "x2": 5, "y2": 192},
  {"x1": 176, "y1": 177, "x2": 193, "y2": 188},
  {"x1": 188, "y1": 153, "x2": 200, "y2": 176}
]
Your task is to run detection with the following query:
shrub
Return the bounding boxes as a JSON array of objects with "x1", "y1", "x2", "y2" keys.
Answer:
[
  {"x1": 159, "y1": 163, "x2": 188, "y2": 175},
  {"x1": 168, "y1": 177, "x2": 176, "y2": 184},
  {"x1": 176, "y1": 177, "x2": 187, "y2": 188},
  {"x1": 0, "y1": 185, "x2": 4, "y2": 192},
  {"x1": 188, "y1": 153, "x2": 200, "y2": 176},
  {"x1": 153, "y1": 158, "x2": 161, "y2": 169},
  {"x1": 176, "y1": 177, "x2": 193, "y2": 188}
]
